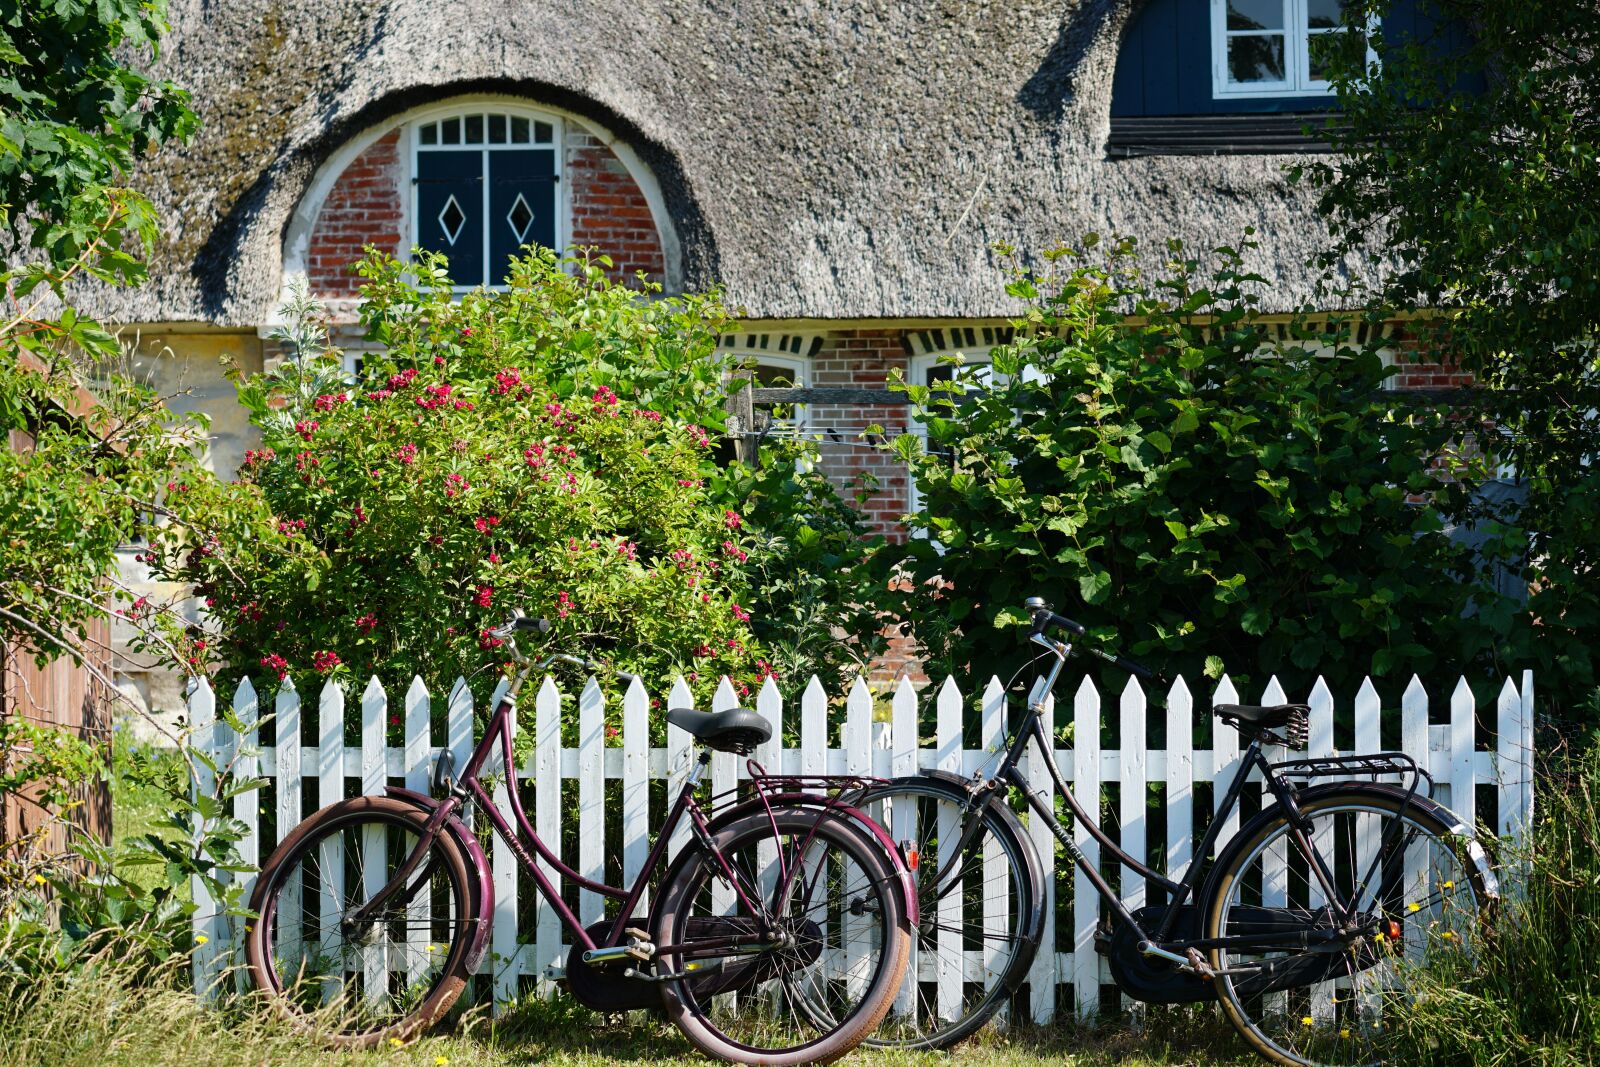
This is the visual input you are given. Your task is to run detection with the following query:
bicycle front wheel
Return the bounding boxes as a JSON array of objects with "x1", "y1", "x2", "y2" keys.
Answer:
[
  {"x1": 853, "y1": 775, "x2": 1043, "y2": 1049},
  {"x1": 653, "y1": 808, "x2": 910, "y2": 1066},
  {"x1": 1203, "y1": 788, "x2": 1491, "y2": 1067},
  {"x1": 244, "y1": 796, "x2": 476, "y2": 1047}
]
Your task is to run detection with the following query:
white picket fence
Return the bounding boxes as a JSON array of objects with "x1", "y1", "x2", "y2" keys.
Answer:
[{"x1": 190, "y1": 669, "x2": 1536, "y2": 1021}]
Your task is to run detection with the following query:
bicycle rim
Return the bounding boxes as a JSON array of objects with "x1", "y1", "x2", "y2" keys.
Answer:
[
  {"x1": 1207, "y1": 795, "x2": 1487, "y2": 1067},
  {"x1": 249, "y1": 800, "x2": 473, "y2": 1044},
  {"x1": 658, "y1": 811, "x2": 906, "y2": 1064},
  {"x1": 857, "y1": 781, "x2": 1037, "y2": 1049}
]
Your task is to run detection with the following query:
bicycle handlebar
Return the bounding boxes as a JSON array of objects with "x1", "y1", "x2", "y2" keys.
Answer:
[
  {"x1": 491, "y1": 609, "x2": 641, "y2": 685},
  {"x1": 1023, "y1": 596, "x2": 1160, "y2": 683}
]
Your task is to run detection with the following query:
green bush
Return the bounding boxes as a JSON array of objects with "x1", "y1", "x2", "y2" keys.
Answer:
[
  {"x1": 156, "y1": 248, "x2": 886, "y2": 714},
  {"x1": 888, "y1": 237, "x2": 1510, "y2": 695}
]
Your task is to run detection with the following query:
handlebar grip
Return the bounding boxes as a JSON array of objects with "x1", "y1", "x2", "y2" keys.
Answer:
[
  {"x1": 1110, "y1": 653, "x2": 1156, "y2": 682},
  {"x1": 515, "y1": 616, "x2": 552, "y2": 634}
]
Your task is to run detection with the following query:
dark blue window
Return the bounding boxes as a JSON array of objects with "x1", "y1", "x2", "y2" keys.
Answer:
[{"x1": 414, "y1": 112, "x2": 558, "y2": 288}]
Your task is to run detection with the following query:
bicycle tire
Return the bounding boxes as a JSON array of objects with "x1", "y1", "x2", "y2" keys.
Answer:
[
  {"x1": 1201, "y1": 787, "x2": 1492, "y2": 1067},
  {"x1": 652, "y1": 807, "x2": 911, "y2": 1066},
  {"x1": 851, "y1": 774, "x2": 1045, "y2": 1050},
  {"x1": 244, "y1": 796, "x2": 476, "y2": 1048}
]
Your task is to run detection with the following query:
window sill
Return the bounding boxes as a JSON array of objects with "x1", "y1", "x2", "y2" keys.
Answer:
[{"x1": 1106, "y1": 112, "x2": 1347, "y2": 158}]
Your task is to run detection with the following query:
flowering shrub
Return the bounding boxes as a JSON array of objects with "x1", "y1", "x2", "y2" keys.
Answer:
[{"x1": 156, "y1": 249, "x2": 782, "y2": 713}]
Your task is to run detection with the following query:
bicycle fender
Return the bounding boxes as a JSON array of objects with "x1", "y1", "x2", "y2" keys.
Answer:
[
  {"x1": 884, "y1": 770, "x2": 1048, "y2": 991},
  {"x1": 1198, "y1": 781, "x2": 1500, "y2": 913},
  {"x1": 386, "y1": 786, "x2": 496, "y2": 972},
  {"x1": 697, "y1": 793, "x2": 919, "y2": 928}
]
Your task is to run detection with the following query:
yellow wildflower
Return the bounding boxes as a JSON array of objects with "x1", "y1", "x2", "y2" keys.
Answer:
[
  {"x1": 435, "y1": 1058, "x2": 450, "y2": 1066},
  {"x1": 31, "y1": 873, "x2": 46, "y2": 885},
  {"x1": 388, "y1": 1037, "x2": 403, "y2": 1049},
  {"x1": 1340, "y1": 1029, "x2": 1351, "y2": 1039},
  {"x1": 1407, "y1": 902, "x2": 1421, "y2": 913},
  {"x1": 194, "y1": 934, "x2": 209, "y2": 945},
  {"x1": 1301, "y1": 1016, "x2": 1314, "y2": 1027}
]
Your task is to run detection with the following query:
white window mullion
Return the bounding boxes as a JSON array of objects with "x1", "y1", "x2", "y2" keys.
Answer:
[{"x1": 480, "y1": 145, "x2": 490, "y2": 289}]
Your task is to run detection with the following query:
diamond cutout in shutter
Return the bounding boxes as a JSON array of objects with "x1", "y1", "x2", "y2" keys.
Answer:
[
  {"x1": 505, "y1": 193, "x2": 536, "y2": 245},
  {"x1": 437, "y1": 195, "x2": 467, "y2": 247}
]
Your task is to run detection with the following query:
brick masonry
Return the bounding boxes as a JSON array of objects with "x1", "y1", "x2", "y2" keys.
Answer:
[{"x1": 305, "y1": 122, "x2": 665, "y2": 297}]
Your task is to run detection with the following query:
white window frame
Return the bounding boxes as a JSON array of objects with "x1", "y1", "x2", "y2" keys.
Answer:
[
  {"x1": 409, "y1": 104, "x2": 565, "y2": 292},
  {"x1": 1210, "y1": 0, "x2": 1376, "y2": 100},
  {"x1": 740, "y1": 352, "x2": 811, "y2": 432}
]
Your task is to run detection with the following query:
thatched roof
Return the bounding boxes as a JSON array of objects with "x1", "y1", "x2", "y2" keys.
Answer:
[{"x1": 93, "y1": 0, "x2": 1346, "y2": 326}]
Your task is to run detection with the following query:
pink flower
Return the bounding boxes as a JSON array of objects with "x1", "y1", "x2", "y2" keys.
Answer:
[
  {"x1": 312, "y1": 650, "x2": 341, "y2": 675},
  {"x1": 617, "y1": 540, "x2": 637, "y2": 561},
  {"x1": 395, "y1": 443, "x2": 418, "y2": 465},
  {"x1": 243, "y1": 448, "x2": 276, "y2": 466},
  {"x1": 693, "y1": 644, "x2": 712, "y2": 658},
  {"x1": 591, "y1": 385, "x2": 621, "y2": 412},
  {"x1": 556, "y1": 591, "x2": 572, "y2": 618},
  {"x1": 454, "y1": 400, "x2": 475, "y2": 411},
  {"x1": 294, "y1": 419, "x2": 320, "y2": 441},
  {"x1": 476, "y1": 586, "x2": 494, "y2": 608},
  {"x1": 355, "y1": 613, "x2": 378, "y2": 633},
  {"x1": 387, "y1": 368, "x2": 419, "y2": 390},
  {"x1": 494, "y1": 368, "x2": 524, "y2": 395},
  {"x1": 478, "y1": 629, "x2": 505, "y2": 650},
  {"x1": 365, "y1": 388, "x2": 394, "y2": 402},
  {"x1": 564, "y1": 472, "x2": 578, "y2": 495},
  {"x1": 721, "y1": 540, "x2": 749, "y2": 563},
  {"x1": 635, "y1": 408, "x2": 664, "y2": 422},
  {"x1": 755, "y1": 659, "x2": 779, "y2": 681},
  {"x1": 259, "y1": 653, "x2": 289, "y2": 681},
  {"x1": 731, "y1": 603, "x2": 750, "y2": 622},
  {"x1": 460, "y1": 327, "x2": 473, "y2": 338},
  {"x1": 312, "y1": 392, "x2": 348, "y2": 412},
  {"x1": 685, "y1": 424, "x2": 710, "y2": 448},
  {"x1": 474, "y1": 516, "x2": 501, "y2": 534},
  {"x1": 434, "y1": 355, "x2": 447, "y2": 366},
  {"x1": 388, "y1": 713, "x2": 401, "y2": 727},
  {"x1": 444, "y1": 472, "x2": 471, "y2": 497},
  {"x1": 488, "y1": 552, "x2": 502, "y2": 564},
  {"x1": 723, "y1": 510, "x2": 742, "y2": 529},
  {"x1": 277, "y1": 518, "x2": 306, "y2": 536}
]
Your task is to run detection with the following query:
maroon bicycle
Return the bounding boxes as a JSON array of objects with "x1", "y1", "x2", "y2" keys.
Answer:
[{"x1": 244, "y1": 611, "x2": 914, "y2": 1065}]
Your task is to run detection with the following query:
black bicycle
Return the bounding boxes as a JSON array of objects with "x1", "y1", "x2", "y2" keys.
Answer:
[{"x1": 852, "y1": 596, "x2": 1498, "y2": 1067}]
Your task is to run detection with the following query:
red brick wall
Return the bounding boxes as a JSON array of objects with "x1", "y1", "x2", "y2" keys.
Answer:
[
  {"x1": 566, "y1": 130, "x2": 666, "y2": 285},
  {"x1": 808, "y1": 331, "x2": 914, "y2": 542},
  {"x1": 305, "y1": 123, "x2": 666, "y2": 297},
  {"x1": 306, "y1": 131, "x2": 405, "y2": 297}
]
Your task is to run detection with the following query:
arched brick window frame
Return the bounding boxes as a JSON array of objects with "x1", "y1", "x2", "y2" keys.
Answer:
[{"x1": 278, "y1": 96, "x2": 680, "y2": 319}]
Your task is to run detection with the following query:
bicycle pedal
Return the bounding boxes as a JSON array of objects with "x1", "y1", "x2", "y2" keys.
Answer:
[
  {"x1": 625, "y1": 926, "x2": 651, "y2": 941},
  {"x1": 626, "y1": 931, "x2": 656, "y2": 962}
]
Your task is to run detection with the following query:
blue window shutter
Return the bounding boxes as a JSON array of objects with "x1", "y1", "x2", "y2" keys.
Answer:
[
  {"x1": 416, "y1": 149, "x2": 485, "y2": 287},
  {"x1": 488, "y1": 148, "x2": 557, "y2": 283}
]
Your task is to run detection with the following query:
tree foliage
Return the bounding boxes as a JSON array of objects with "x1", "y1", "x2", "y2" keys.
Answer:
[
  {"x1": 889, "y1": 238, "x2": 1507, "y2": 695},
  {"x1": 0, "y1": 0, "x2": 195, "y2": 275},
  {"x1": 1304, "y1": 0, "x2": 1600, "y2": 708}
]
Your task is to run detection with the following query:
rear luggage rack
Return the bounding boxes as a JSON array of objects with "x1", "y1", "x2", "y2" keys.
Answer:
[{"x1": 1270, "y1": 751, "x2": 1432, "y2": 801}]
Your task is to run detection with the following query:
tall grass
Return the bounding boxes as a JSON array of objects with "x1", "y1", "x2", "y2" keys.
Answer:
[{"x1": 1390, "y1": 740, "x2": 1600, "y2": 1066}]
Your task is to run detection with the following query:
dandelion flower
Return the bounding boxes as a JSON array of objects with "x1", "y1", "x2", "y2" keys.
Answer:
[
  {"x1": 1340, "y1": 1029, "x2": 1351, "y2": 1040},
  {"x1": 389, "y1": 1038, "x2": 403, "y2": 1049},
  {"x1": 1407, "y1": 902, "x2": 1421, "y2": 913},
  {"x1": 1441, "y1": 931, "x2": 1456, "y2": 940},
  {"x1": 31, "y1": 873, "x2": 46, "y2": 885},
  {"x1": 194, "y1": 934, "x2": 209, "y2": 945},
  {"x1": 435, "y1": 1058, "x2": 450, "y2": 1066},
  {"x1": 1301, "y1": 1016, "x2": 1314, "y2": 1027},
  {"x1": 1441, "y1": 880, "x2": 1454, "y2": 889}
]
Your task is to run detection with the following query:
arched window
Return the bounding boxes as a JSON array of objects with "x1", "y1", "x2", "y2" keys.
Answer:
[{"x1": 412, "y1": 106, "x2": 562, "y2": 289}]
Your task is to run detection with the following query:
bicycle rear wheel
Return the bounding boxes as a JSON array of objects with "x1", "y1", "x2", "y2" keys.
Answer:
[
  {"x1": 1203, "y1": 789, "x2": 1491, "y2": 1067},
  {"x1": 853, "y1": 776, "x2": 1043, "y2": 1049},
  {"x1": 245, "y1": 796, "x2": 476, "y2": 1047},
  {"x1": 653, "y1": 808, "x2": 910, "y2": 1066}
]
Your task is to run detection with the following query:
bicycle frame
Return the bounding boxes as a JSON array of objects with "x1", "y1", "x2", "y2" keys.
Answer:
[
  {"x1": 350, "y1": 651, "x2": 907, "y2": 966},
  {"x1": 352, "y1": 675, "x2": 766, "y2": 959},
  {"x1": 962, "y1": 632, "x2": 1405, "y2": 953}
]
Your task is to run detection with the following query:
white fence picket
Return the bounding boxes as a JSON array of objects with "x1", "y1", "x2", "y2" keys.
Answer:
[{"x1": 192, "y1": 669, "x2": 1533, "y2": 1023}]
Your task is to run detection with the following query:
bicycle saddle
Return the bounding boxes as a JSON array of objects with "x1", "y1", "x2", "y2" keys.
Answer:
[
  {"x1": 665, "y1": 706, "x2": 773, "y2": 755},
  {"x1": 1213, "y1": 703, "x2": 1310, "y2": 745}
]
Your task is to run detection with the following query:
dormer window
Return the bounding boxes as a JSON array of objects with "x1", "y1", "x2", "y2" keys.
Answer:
[
  {"x1": 1212, "y1": 0, "x2": 1362, "y2": 99},
  {"x1": 412, "y1": 108, "x2": 561, "y2": 289}
]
